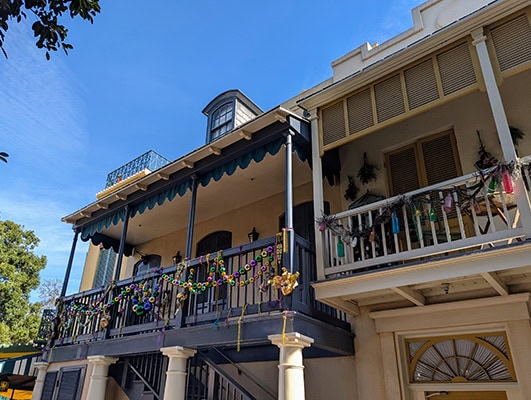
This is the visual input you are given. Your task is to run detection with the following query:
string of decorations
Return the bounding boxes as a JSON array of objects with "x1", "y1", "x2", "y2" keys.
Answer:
[
  {"x1": 318, "y1": 160, "x2": 523, "y2": 251},
  {"x1": 55, "y1": 231, "x2": 302, "y2": 337}
]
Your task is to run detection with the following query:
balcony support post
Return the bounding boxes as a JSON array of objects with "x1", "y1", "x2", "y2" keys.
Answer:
[
  {"x1": 60, "y1": 229, "x2": 79, "y2": 297},
  {"x1": 86, "y1": 355, "x2": 118, "y2": 400},
  {"x1": 31, "y1": 362, "x2": 49, "y2": 400},
  {"x1": 114, "y1": 205, "x2": 130, "y2": 281},
  {"x1": 269, "y1": 332, "x2": 314, "y2": 400},
  {"x1": 471, "y1": 27, "x2": 531, "y2": 236},
  {"x1": 309, "y1": 113, "x2": 326, "y2": 280},
  {"x1": 185, "y1": 175, "x2": 198, "y2": 259},
  {"x1": 285, "y1": 130, "x2": 295, "y2": 273},
  {"x1": 161, "y1": 346, "x2": 197, "y2": 400}
]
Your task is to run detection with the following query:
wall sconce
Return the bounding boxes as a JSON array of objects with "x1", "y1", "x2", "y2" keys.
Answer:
[
  {"x1": 248, "y1": 227, "x2": 259, "y2": 242},
  {"x1": 172, "y1": 251, "x2": 182, "y2": 264}
]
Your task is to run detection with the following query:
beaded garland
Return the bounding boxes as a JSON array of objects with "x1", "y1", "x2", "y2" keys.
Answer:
[{"x1": 162, "y1": 245, "x2": 278, "y2": 295}]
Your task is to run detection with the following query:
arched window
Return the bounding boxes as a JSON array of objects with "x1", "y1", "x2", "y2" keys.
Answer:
[{"x1": 407, "y1": 333, "x2": 516, "y2": 383}]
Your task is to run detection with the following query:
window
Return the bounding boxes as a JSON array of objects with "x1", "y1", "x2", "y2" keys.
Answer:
[
  {"x1": 41, "y1": 367, "x2": 85, "y2": 400},
  {"x1": 93, "y1": 247, "x2": 116, "y2": 288},
  {"x1": 209, "y1": 102, "x2": 234, "y2": 141},
  {"x1": 385, "y1": 130, "x2": 461, "y2": 196},
  {"x1": 133, "y1": 254, "x2": 161, "y2": 276}
]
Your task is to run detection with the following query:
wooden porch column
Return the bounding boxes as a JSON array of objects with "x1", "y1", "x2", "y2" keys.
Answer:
[
  {"x1": 86, "y1": 355, "x2": 118, "y2": 400},
  {"x1": 269, "y1": 332, "x2": 314, "y2": 400},
  {"x1": 60, "y1": 229, "x2": 79, "y2": 297},
  {"x1": 161, "y1": 346, "x2": 197, "y2": 400},
  {"x1": 31, "y1": 362, "x2": 49, "y2": 400},
  {"x1": 471, "y1": 27, "x2": 531, "y2": 236},
  {"x1": 309, "y1": 113, "x2": 326, "y2": 280}
]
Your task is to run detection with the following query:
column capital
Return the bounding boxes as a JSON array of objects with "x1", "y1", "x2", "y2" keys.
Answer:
[
  {"x1": 87, "y1": 355, "x2": 118, "y2": 366},
  {"x1": 161, "y1": 346, "x2": 197, "y2": 359},
  {"x1": 471, "y1": 27, "x2": 487, "y2": 45},
  {"x1": 268, "y1": 332, "x2": 314, "y2": 349},
  {"x1": 34, "y1": 362, "x2": 49, "y2": 370}
]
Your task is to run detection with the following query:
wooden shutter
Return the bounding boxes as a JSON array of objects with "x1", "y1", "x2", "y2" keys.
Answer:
[
  {"x1": 41, "y1": 371, "x2": 58, "y2": 400},
  {"x1": 375, "y1": 74, "x2": 405, "y2": 123},
  {"x1": 404, "y1": 59, "x2": 439, "y2": 109},
  {"x1": 321, "y1": 101, "x2": 346, "y2": 146},
  {"x1": 419, "y1": 131, "x2": 461, "y2": 186},
  {"x1": 437, "y1": 42, "x2": 477, "y2": 96},
  {"x1": 386, "y1": 145, "x2": 420, "y2": 196},
  {"x1": 386, "y1": 130, "x2": 460, "y2": 196},
  {"x1": 490, "y1": 14, "x2": 531, "y2": 72},
  {"x1": 346, "y1": 88, "x2": 374, "y2": 134},
  {"x1": 56, "y1": 368, "x2": 83, "y2": 400}
]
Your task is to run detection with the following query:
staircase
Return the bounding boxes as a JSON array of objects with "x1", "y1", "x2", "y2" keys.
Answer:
[{"x1": 110, "y1": 351, "x2": 273, "y2": 400}]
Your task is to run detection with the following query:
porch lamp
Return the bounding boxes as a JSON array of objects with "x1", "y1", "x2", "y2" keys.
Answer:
[
  {"x1": 248, "y1": 227, "x2": 259, "y2": 242},
  {"x1": 172, "y1": 251, "x2": 182, "y2": 264}
]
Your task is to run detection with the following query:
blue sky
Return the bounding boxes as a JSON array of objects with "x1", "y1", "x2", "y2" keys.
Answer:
[{"x1": 0, "y1": 0, "x2": 422, "y2": 297}]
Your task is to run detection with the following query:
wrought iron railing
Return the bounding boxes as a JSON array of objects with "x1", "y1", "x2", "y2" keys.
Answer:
[
  {"x1": 321, "y1": 162, "x2": 531, "y2": 278},
  {"x1": 105, "y1": 150, "x2": 170, "y2": 188},
  {"x1": 54, "y1": 235, "x2": 347, "y2": 345}
]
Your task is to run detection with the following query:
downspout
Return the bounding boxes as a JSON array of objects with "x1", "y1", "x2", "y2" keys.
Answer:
[
  {"x1": 185, "y1": 174, "x2": 198, "y2": 259},
  {"x1": 285, "y1": 130, "x2": 295, "y2": 273},
  {"x1": 114, "y1": 205, "x2": 130, "y2": 281},
  {"x1": 60, "y1": 228, "x2": 79, "y2": 297}
]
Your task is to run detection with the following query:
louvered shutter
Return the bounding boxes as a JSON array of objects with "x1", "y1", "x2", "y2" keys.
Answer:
[
  {"x1": 420, "y1": 132, "x2": 459, "y2": 186},
  {"x1": 56, "y1": 368, "x2": 83, "y2": 400},
  {"x1": 347, "y1": 88, "x2": 374, "y2": 134},
  {"x1": 41, "y1": 371, "x2": 58, "y2": 400},
  {"x1": 321, "y1": 101, "x2": 346, "y2": 146},
  {"x1": 404, "y1": 59, "x2": 439, "y2": 109},
  {"x1": 491, "y1": 14, "x2": 531, "y2": 72},
  {"x1": 375, "y1": 74, "x2": 405, "y2": 123},
  {"x1": 437, "y1": 42, "x2": 477, "y2": 95},
  {"x1": 387, "y1": 145, "x2": 420, "y2": 196}
]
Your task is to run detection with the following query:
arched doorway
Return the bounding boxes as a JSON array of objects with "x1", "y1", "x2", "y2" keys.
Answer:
[{"x1": 193, "y1": 231, "x2": 232, "y2": 313}]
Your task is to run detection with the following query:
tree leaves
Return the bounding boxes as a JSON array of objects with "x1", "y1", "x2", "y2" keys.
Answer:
[
  {"x1": 0, "y1": 152, "x2": 8, "y2": 163},
  {"x1": 0, "y1": 0, "x2": 101, "y2": 59},
  {"x1": 0, "y1": 219, "x2": 47, "y2": 344}
]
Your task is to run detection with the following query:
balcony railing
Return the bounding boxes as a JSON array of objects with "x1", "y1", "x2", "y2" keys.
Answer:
[
  {"x1": 321, "y1": 162, "x2": 531, "y2": 278},
  {"x1": 104, "y1": 150, "x2": 170, "y2": 189},
  {"x1": 53, "y1": 235, "x2": 347, "y2": 345}
]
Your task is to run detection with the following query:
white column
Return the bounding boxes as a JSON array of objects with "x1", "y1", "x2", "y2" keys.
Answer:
[
  {"x1": 86, "y1": 355, "x2": 118, "y2": 400},
  {"x1": 161, "y1": 346, "x2": 196, "y2": 400},
  {"x1": 506, "y1": 320, "x2": 531, "y2": 399},
  {"x1": 310, "y1": 113, "x2": 326, "y2": 280},
  {"x1": 269, "y1": 332, "x2": 314, "y2": 400},
  {"x1": 471, "y1": 27, "x2": 531, "y2": 235},
  {"x1": 31, "y1": 362, "x2": 49, "y2": 400}
]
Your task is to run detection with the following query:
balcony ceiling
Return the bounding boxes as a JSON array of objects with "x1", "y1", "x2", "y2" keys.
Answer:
[
  {"x1": 314, "y1": 242, "x2": 531, "y2": 314},
  {"x1": 100, "y1": 151, "x2": 312, "y2": 245}
]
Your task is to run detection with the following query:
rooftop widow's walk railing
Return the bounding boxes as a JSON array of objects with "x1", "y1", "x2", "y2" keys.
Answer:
[
  {"x1": 52, "y1": 235, "x2": 346, "y2": 345},
  {"x1": 105, "y1": 150, "x2": 170, "y2": 188},
  {"x1": 321, "y1": 161, "x2": 531, "y2": 278}
]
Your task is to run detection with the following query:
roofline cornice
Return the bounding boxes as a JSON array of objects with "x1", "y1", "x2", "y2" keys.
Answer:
[{"x1": 298, "y1": 0, "x2": 525, "y2": 110}]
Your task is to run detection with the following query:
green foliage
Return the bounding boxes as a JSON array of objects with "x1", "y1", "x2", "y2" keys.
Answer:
[
  {"x1": 0, "y1": 152, "x2": 8, "y2": 163},
  {"x1": 0, "y1": 0, "x2": 101, "y2": 59},
  {"x1": 0, "y1": 219, "x2": 46, "y2": 344}
]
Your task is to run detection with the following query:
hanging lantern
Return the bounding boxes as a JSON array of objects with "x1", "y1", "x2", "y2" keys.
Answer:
[
  {"x1": 502, "y1": 168, "x2": 514, "y2": 194},
  {"x1": 443, "y1": 192, "x2": 454, "y2": 213},
  {"x1": 337, "y1": 237, "x2": 345, "y2": 257},
  {"x1": 488, "y1": 177, "x2": 497, "y2": 194},
  {"x1": 429, "y1": 207, "x2": 437, "y2": 222},
  {"x1": 391, "y1": 212, "x2": 400, "y2": 234}
]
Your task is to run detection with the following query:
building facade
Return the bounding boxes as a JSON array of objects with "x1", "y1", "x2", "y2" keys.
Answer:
[{"x1": 36, "y1": 1, "x2": 531, "y2": 399}]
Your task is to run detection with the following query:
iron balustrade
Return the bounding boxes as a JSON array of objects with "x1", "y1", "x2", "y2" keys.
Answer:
[
  {"x1": 53, "y1": 235, "x2": 347, "y2": 345},
  {"x1": 104, "y1": 150, "x2": 170, "y2": 188}
]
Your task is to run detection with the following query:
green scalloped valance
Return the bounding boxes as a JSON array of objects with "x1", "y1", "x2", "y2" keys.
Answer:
[{"x1": 80, "y1": 138, "x2": 308, "y2": 241}]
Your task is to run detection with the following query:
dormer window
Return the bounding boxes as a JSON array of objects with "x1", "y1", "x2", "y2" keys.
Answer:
[
  {"x1": 203, "y1": 90, "x2": 263, "y2": 144},
  {"x1": 210, "y1": 102, "x2": 234, "y2": 141}
]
